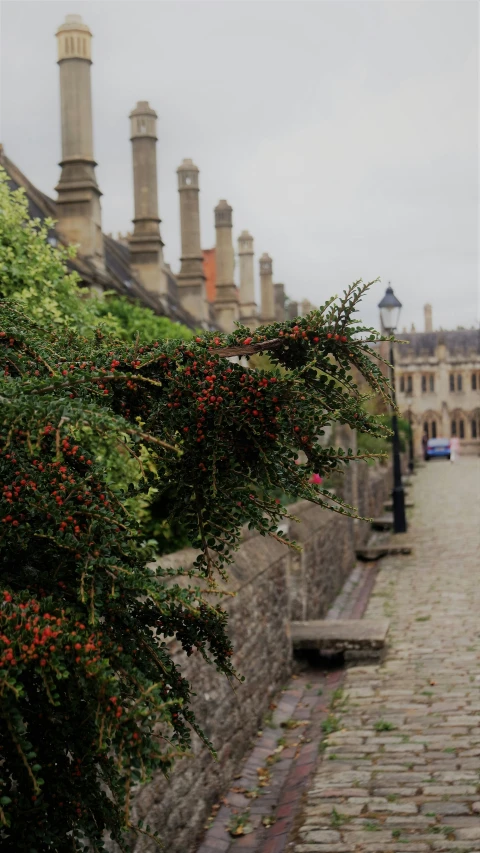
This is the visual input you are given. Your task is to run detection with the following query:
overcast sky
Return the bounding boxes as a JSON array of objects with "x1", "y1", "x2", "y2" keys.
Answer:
[{"x1": 1, "y1": 0, "x2": 478, "y2": 331}]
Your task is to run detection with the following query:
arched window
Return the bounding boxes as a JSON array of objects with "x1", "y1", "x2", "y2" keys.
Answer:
[
  {"x1": 451, "y1": 420, "x2": 457, "y2": 436},
  {"x1": 457, "y1": 374, "x2": 463, "y2": 391},
  {"x1": 429, "y1": 375, "x2": 435, "y2": 392},
  {"x1": 406, "y1": 375, "x2": 413, "y2": 394},
  {"x1": 472, "y1": 419, "x2": 478, "y2": 439},
  {"x1": 459, "y1": 420, "x2": 465, "y2": 439},
  {"x1": 472, "y1": 374, "x2": 477, "y2": 391},
  {"x1": 449, "y1": 374, "x2": 455, "y2": 392},
  {"x1": 423, "y1": 421, "x2": 429, "y2": 439},
  {"x1": 431, "y1": 421, "x2": 437, "y2": 438},
  {"x1": 400, "y1": 376, "x2": 405, "y2": 393},
  {"x1": 421, "y1": 375, "x2": 427, "y2": 393}
]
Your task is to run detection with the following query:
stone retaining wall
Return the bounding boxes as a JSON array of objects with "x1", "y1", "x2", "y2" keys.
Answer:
[{"x1": 125, "y1": 462, "x2": 392, "y2": 853}]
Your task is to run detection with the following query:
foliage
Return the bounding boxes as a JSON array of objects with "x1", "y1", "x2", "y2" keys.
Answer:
[
  {"x1": 91, "y1": 293, "x2": 194, "y2": 345},
  {"x1": 357, "y1": 413, "x2": 410, "y2": 458},
  {"x1": 0, "y1": 170, "x2": 193, "y2": 347},
  {"x1": 0, "y1": 175, "x2": 394, "y2": 850}
]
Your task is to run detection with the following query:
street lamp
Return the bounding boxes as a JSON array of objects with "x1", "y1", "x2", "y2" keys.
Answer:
[
  {"x1": 406, "y1": 395, "x2": 415, "y2": 474},
  {"x1": 378, "y1": 284, "x2": 407, "y2": 534}
]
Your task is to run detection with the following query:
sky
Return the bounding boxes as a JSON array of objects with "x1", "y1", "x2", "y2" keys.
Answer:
[{"x1": 0, "y1": 0, "x2": 478, "y2": 332}]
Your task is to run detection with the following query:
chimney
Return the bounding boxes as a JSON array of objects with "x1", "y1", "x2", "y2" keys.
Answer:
[
  {"x1": 128, "y1": 101, "x2": 166, "y2": 297},
  {"x1": 287, "y1": 300, "x2": 299, "y2": 321},
  {"x1": 238, "y1": 230, "x2": 257, "y2": 328},
  {"x1": 214, "y1": 200, "x2": 239, "y2": 332},
  {"x1": 177, "y1": 159, "x2": 207, "y2": 323},
  {"x1": 274, "y1": 283, "x2": 286, "y2": 322},
  {"x1": 300, "y1": 298, "x2": 314, "y2": 317},
  {"x1": 424, "y1": 303, "x2": 433, "y2": 332},
  {"x1": 55, "y1": 15, "x2": 104, "y2": 270},
  {"x1": 259, "y1": 253, "x2": 275, "y2": 323}
]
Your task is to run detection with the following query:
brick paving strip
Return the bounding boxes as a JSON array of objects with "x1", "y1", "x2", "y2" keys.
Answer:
[
  {"x1": 195, "y1": 558, "x2": 381, "y2": 853},
  {"x1": 294, "y1": 457, "x2": 480, "y2": 853}
]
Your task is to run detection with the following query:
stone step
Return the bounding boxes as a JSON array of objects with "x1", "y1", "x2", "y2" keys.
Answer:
[
  {"x1": 291, "y1": 618, "x2": 390, "y2": 660},
  {"x1": 356, "y1": 542, "x2": 412, "y2": 561},
  {"x1": 384, "y1": 500, "x2": 414, "y2": 511},
  {"x1": 371, "y1": 514, "x2": 394, "y2": 530}
]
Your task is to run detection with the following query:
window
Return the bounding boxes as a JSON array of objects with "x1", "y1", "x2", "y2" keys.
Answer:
[
  {"x1": 457, "y1": 374, "x2": 463, "y2": 392},
  {"x1": 449, "y1": 374, "x2": 455, "y2": 392},
  {"x1": 421, "y1": 375, "x2": 427, "y2": 393},
  {"x1": 472, "y1": 420, "x2": 478, "y2": 439},
  {"x1": 472, "y1": 374, "x2": 477, "y2": 391},
  {"x1": 431, "y1": 422, "x2": 437, "y2": 438},
  {"x1": 400, "y1": 376, "x2": 405, "y2": 393},
  {"x1": 451, "y1": 420, "x2": 457, "y2": 436},
  {"x1": 459, "y1": 420, "x2": 465, "y2": 439},
  {"x1": 406, "y1": 375, "x2": 413, "y2": 394},
  {"x1": 429, "y1": 375, "x2": 435, "y2": 392},
  {"x1": 423, "y1": 422, "x2": 429, "y2": 439}
]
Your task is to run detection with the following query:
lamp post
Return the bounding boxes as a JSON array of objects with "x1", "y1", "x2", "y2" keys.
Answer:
[
  {"x1": 378, "y1": 284, "x2": 407, "y2": 534},
  {"x1": 406, "y1": 395, "x2": 415, "y2": 474}
]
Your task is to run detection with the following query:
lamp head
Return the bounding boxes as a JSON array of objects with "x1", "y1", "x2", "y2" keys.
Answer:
[{"x1": 378, "y1": 284, "x2": 402, "y2": 332}]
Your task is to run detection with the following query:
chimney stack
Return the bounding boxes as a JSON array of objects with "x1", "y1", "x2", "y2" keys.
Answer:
[
  {"x1": 214, "y1": 200, "x2": 239, "y2": 332},
  {"x1": 238, "y1": 230, "x2": 257, "y2": 328},
  {"x1": 287, "y1": 300, "x2": 299, "y2": 321},
  {"x1": 259, "y1": 253, "x2": 275, "y2": 323},
  {"x1": 128, "y1": 102, "x2": 166, "y2": 297},
  {"x1": 274, "y1": 283, "x2": 286, "y2": 322},
  {"x1": 424, "y1": 303, "x2": 433, "y2": 332},
  {"x1": 177, "y1": 159, "x2": 207, "y2": 323},
  {"x1": 55, "y1": 15, "x2": 104, "y2": 270}
]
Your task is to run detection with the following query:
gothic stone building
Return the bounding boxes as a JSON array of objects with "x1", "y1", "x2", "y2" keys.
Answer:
[
  {"x1": 0, "y1": 14, "x2": 301, "y2": 334},
  {"x1": 395, "y1": 306, "x2": 480, "y2": 456}
]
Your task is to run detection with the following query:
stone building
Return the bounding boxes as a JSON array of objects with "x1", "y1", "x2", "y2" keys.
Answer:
[
  {"x1": 0, "y1": 13, "x2": 308, "y2": 333},
  {"x1": 395, "y1": 305, "x2": 480, "y2": 456}
]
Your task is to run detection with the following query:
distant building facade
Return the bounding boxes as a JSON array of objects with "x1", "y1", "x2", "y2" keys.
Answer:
[
  {"x1": 395, "y1": 306, "x2": 480, "y2": 456},
  {"x1": 0, "y1": 13, "x2": 308, "y2": 333}
]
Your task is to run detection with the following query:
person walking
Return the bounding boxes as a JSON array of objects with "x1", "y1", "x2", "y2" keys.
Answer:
[{"x1": 450, "y1": 436, "x2": 460, "y2": 463}]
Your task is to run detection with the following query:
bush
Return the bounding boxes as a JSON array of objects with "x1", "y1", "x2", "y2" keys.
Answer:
[{"x1": 0, "y1": 175, "x2": 393, "y2": 850}]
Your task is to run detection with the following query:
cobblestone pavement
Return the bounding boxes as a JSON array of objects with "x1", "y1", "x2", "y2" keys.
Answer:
[
  {"x1": 195, "y1": 563, "x2": 380, "y2": 853},
  {"x1": 294, "y1": 457, "x2": 480, "y2": 853}
]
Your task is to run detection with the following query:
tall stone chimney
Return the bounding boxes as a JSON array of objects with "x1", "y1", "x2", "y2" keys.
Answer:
[
  {"x1": 128, "y1": 102, "x2": 166, "y2": 297},
  {"x1": 55, "y1": 15, "x2": 104, "y2": 270},
  {"x1": 274, "y1": 283, "x2": 286, "y2": 322},
  {"x1": 287, "y1": 300, "x2": 299, "y2": 321},
  {"x1": 177, "y1": 159, "x2": 207, "y2": 323},
  {"x1": 301, "y1": 298, "x2": 314, "y2": 317},
  {"x1": 238, "y1": 230, "x2": 257, "y2": 328},
  {"x1": 259, "y1": 253, "x2": 275, "y2": 323},
  {"x1": 214, "y1": 200, "x2": 239, "y2": 332},
  {"x1": 424, "y1": 303, "x2": 433, "y2": 332}
]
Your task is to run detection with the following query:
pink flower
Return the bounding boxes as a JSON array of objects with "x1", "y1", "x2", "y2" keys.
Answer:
[{"x1": 310, "y1": 473, "x2": 322, "y2": 484}]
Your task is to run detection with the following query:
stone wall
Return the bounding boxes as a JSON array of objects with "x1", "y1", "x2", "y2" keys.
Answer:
[{"x1": 125, "y1": 462, "x2": 392, "y2": 853}]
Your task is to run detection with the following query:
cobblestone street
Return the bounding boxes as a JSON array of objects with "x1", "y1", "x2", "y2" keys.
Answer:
[{"x1": 295, "y1": 457, "x2": 480, "y2": 852}]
